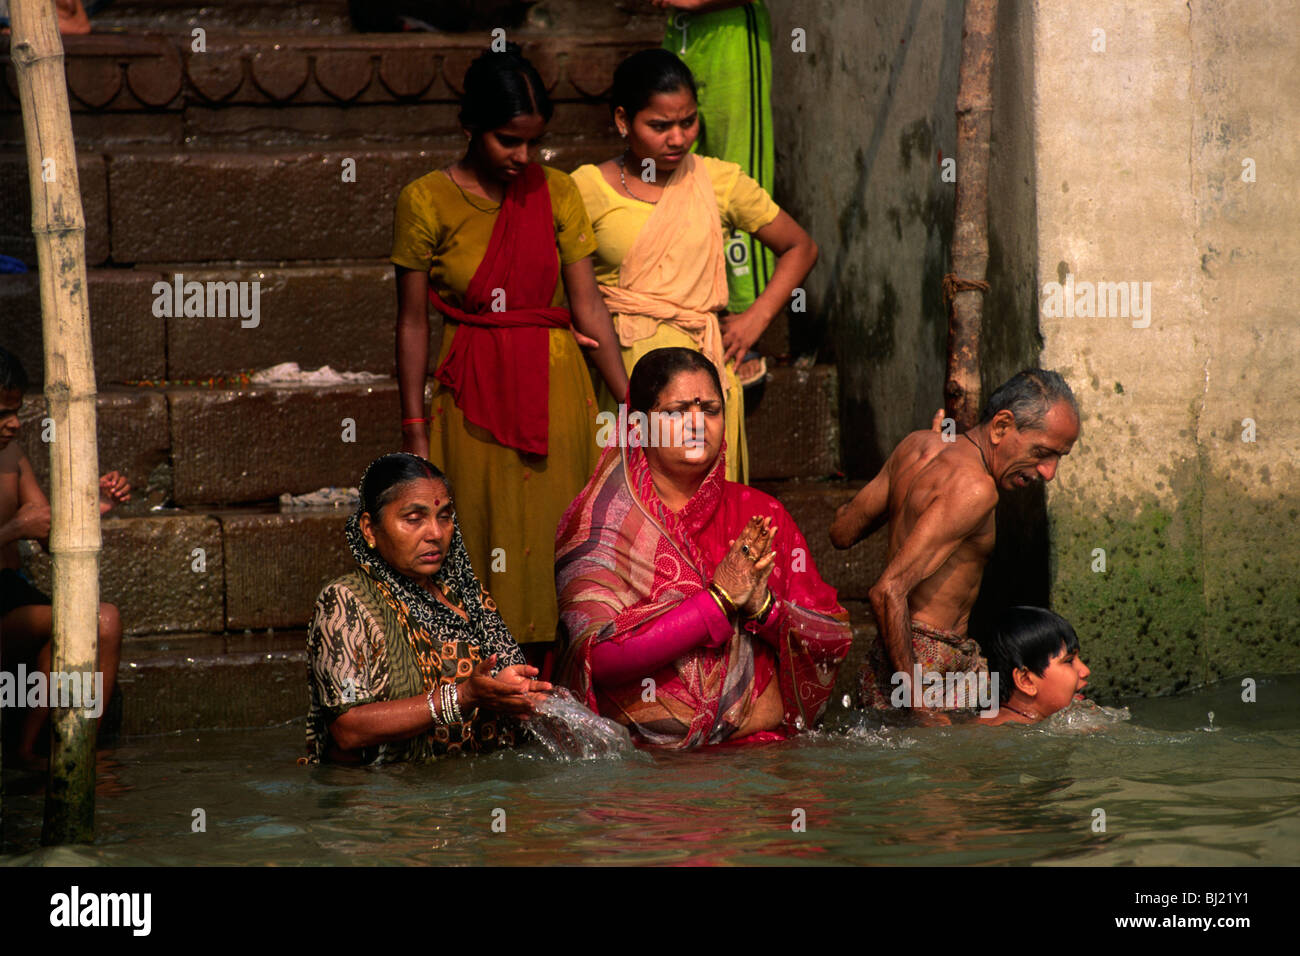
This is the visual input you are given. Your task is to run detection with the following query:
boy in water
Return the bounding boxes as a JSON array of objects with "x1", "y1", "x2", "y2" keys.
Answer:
[
  {"x1": 980, "y1": 606, "x2": 1090, "y2": 725},
  {"x1": 0, "y1": 345, "x2": 129, "y2": 767}
]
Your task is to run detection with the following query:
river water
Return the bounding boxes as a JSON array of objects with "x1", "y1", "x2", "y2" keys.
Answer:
[{"x1": 3, "y1": 675, "x2": 1297, "y2": 865}]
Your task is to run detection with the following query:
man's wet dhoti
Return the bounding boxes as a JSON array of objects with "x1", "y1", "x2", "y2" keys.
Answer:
[{"x1": 858, "y1": 620, "x2": 988, "y2": 710}]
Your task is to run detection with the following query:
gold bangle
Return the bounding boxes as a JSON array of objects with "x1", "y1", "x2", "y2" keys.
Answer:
[
  {"x1": 709, "y1": 583, "x2": 738, "y2": 616},
  {"x1": 748, "y1": 590, "x2": 775, "y2": 623},
  {"x1": 706, "y1": 587, "x2": 730, "y2": 618}
]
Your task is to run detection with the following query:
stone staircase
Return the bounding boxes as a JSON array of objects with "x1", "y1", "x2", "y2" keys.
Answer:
[{"x1": 0, "y1": 0, "x2": 884, "y2": 735}]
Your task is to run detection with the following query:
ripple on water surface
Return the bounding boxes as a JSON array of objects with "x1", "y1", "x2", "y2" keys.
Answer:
[{"x1": 3, "y1": 675, "x2": 1298, "y2": 865}]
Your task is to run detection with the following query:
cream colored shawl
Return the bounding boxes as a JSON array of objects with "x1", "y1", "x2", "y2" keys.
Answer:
[{"x1": 598, "y1": 154, "x2": 730, "y2": 375}]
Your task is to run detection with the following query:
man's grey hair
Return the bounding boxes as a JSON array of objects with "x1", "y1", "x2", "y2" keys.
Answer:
[{"x1": 979, "y1": 369, "x2": 1079, "y2": 430}]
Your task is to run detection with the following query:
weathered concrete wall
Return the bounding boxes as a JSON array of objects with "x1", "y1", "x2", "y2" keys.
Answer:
[
  {"x1": 771, "y1": 0, "x2": 965, "y2": 475},
  {"x1": 1034, "y1": 0, "x2": 1300, "y2": 696},
  {"x1": 774, "y1": 0, "x2": 1298, "y2": 697},
  {"x1": 973, "y1": 0, "x2": 1051, "y2": 623},
  {"x1": 771, "y1": 1, "x2": 1048, "y2": 619}
]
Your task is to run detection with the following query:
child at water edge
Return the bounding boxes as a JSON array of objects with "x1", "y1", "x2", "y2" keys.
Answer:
[
  {"x1": 979, "y1": 606, "x2": 1090, "y2": 725},
  {"x1": 0, "y1": 345, "x2": 129, "y2": 768}
]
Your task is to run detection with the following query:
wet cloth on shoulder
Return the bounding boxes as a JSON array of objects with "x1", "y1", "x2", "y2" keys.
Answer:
[
  {"x1": 858, "y1": 619, "x2": 988, "y2": 711},
  {"x1": 554, "y1": 431, "x2": 851, "y2": 749},
  {"x1": 305, "y1": 498, "x2": 526, "y2": 764}
]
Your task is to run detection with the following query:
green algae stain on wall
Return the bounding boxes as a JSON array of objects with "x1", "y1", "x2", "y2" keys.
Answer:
[
  {"x1": 1200, "y1": 472, "x2": 1300, "y2": 683},
  {"x1": 1051, "y1": 457, "x2": 1300, "y2": 700},
  {"x1": 1049, "y1": 461, "x2": 1206, "y2": 700}
]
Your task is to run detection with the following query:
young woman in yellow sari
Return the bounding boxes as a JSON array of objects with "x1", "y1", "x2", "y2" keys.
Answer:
[
  {"x1": 571, "y1": 49, "x2": 818, "y2": 483},
  {"x1": 393, "y1": 46, "x2": 628, "y2": 658}
]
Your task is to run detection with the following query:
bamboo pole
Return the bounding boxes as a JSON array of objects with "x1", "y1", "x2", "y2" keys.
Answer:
[
  {"x1": 944, "y1": 0, "x2": 998, "y2": 430},
  {"x1": 9, "y1": 0, "x2": 101, "y2": 844}
]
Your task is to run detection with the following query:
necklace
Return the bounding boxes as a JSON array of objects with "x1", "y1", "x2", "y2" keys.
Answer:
[
  {"x1": 1001, "y1": 702, "x2": 1039, "y2": 721},
  {"x1": 444, "y1": 165, "x2": 501, "y2": 213},
  {"x1": 963, "y1": 431, "x2": 993, "y2": 476},
  {"x1": 619, "y1": 151, "x2": 659, "y2": 204}
]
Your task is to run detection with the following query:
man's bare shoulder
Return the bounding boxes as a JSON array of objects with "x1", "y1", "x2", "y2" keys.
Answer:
[
  {"x1": 889, "y1": 429, "x2": 949, "y2": 471},
  {"x1": 930, "y1": 444, "x2": 998, "y2": 508}
]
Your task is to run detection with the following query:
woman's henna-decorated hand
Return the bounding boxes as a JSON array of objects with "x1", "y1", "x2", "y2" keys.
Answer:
[
  {"x1": 740, "y1": 539, "x2": 778, "y2": 618},
  {"x1": 712, "y1": 516, "x2": 775, "y2": 611}
]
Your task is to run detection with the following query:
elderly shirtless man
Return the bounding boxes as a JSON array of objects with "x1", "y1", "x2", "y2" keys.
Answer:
[{"x1": 830, "y1": 369, "x2": 1080, "y2": 713}]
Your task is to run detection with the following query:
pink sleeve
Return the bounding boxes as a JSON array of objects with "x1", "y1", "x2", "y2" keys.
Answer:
[{"x1": 589, "y1": 590, "x2": 732, "y2": 686}]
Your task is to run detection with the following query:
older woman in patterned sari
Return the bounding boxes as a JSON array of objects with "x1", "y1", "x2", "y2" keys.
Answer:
[
  {"x1": 555, "y1": 348, "x2": 851, "y2": 749},
  {"x1": 306, "y1": 453, "x2": 551, "y2": 764}
]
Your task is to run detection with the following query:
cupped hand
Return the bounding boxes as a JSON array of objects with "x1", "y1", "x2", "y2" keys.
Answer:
[
  {"x1": 712, "y1": 515, "x2": 775, "y2": 611},
  {"x1": 459, "y1": 655, "x2": 553, "y2": 718}
]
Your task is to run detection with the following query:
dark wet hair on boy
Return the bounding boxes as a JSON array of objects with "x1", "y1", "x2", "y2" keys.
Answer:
[
  {"x1": 0, "y1": 345, "x2": 30, "y2": 393},
  {"x1": 360, "y1": 453, "x2": 450, "y2": 519},
  {"x1": 459, "y1": 42, "x2": 553, "y2": 132},
  {"x1": 628, "y1": 347, "x2": 724, "y2": 416},
  {"x1": 980, "y1": 606, "x2": 1080, "y2": 703},
  {"x1": 609, "y1": 48, "x2": 697, "y2": 121}
]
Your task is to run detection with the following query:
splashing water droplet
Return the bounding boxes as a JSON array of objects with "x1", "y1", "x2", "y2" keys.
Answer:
[{"x1": 526, "y1": 687, "x2": 634, "y2": 760}]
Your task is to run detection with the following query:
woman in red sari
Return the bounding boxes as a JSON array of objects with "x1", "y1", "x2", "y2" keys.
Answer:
[
  {"x1": 555, "y1": 347, "x2": 851, "y2": 748},
  {"x1": 393, "y1": 45, "x2": 628, "y2": 659}
]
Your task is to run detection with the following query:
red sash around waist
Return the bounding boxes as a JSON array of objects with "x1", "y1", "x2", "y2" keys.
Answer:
[{"x1": 429, "y1": 163, "x2": 570, "y2": 456}]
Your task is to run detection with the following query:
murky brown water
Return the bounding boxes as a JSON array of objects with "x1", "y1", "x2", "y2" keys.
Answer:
[{"x1": 3, "y1": 676, "x2": 1297, "y2": 865}]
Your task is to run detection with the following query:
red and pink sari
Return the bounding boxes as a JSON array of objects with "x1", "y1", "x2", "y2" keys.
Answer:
[{"x1": 554, "y1": 437, "x2": 852, "y2": 749}]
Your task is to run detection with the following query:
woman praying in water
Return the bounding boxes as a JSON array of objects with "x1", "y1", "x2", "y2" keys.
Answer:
[
  {"x1": 305, "y1": 454, "x2": 551, "y2": 764},
  {"x1": 392, "y1": 45, "x2": 628, "y2": 655},
  {"x1": 571, "y1": 49, "x2": 819, "y2": 484},
  {"x1": 554, "y1": 348, "x2": 851, "y2": 749}
]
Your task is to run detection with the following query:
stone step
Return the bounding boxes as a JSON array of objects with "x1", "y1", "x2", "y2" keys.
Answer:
[
  {"x1": 0, "y1": 142, "x2": 620, "y2": 265},
  {"x1": 13, "y1": 364, "x2": 837, "y2": 513},
  {"x1": 751, "y1": 479, "x2": 884, "y2": 602},
  {"x1": 0, "y1": 30, "x2": 659, "y2": 148},
  {"x1": 2, "y1": 262, "x2": 791, "y2": 386},
  {"x1": 19, "y1": 477, "x2": 878, "y2": 644},
  {"x1": 22, "y1": 508, "x2": 356, "y2": 635},
  {"x1": 116, "y1": 631, "x2": 309, "y2": 735},
  {"x1": 88, "y1": 0, "x2": 664, "y2": 37},
  {"x1": 115, "y1": 145, "x2": 616, "y2": 263},
  {"x1": 745, "y1": 364, "x2": 842, "y2": 480}
]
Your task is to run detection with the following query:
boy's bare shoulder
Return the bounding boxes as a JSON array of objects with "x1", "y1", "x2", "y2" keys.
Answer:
[{"x1": 0, "y1": 440, "x2": 25, "y2": 475}]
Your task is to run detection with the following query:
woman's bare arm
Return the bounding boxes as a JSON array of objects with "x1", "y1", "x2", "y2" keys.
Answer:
[
  {"x1": 563, "y1": 257, "x2": 629, "y2": 398},
  {"x1": 720, "y1": 210, "x2": 818, "y2": 364},
  {"x1": 395, "y1": 266, "x2": 432, "y2": 457}
]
